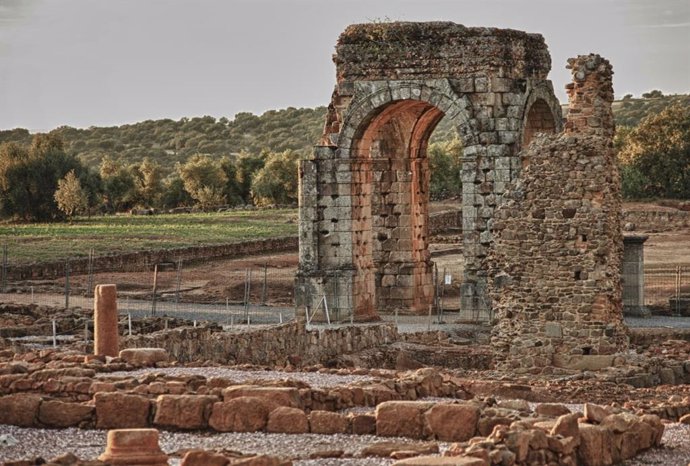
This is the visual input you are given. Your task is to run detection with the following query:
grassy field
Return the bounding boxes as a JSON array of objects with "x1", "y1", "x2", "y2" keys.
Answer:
[{"x1": 0, "y1": 209, "x2": 298, "y2": 265}]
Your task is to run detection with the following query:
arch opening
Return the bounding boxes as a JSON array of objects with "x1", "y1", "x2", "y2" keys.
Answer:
[
  {"x1": 523, "y1": 98, "x2": 558, "y2": 147},
  {"x1": 350, "y1": 99, "x2": 445, "y2": 314}
]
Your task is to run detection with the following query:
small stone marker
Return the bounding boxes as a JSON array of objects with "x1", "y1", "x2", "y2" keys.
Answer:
[
  {"x1": 99, "y1": 428, "x2": 168, "y2": 465},
  {"x1": 94, "y1": 284, "x2": 119, "y2": 357}
]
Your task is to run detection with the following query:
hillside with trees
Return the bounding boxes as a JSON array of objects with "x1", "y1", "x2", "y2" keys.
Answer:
[{"x1": 0, "y1": 92, "x2": 687, "y2": 221}]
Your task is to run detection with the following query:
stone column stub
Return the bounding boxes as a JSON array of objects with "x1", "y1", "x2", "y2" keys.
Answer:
[
  {"x1": 94, "y1": 283, "x2": 119, "y2": 358},
  {"x1": 98, "y1": 428, "x2": 168, "y2": 466}
]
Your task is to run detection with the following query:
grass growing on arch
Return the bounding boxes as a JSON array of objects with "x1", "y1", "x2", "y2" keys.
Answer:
[{"x1": 0, "y1": 209, "x2": 298, "y2": 265}]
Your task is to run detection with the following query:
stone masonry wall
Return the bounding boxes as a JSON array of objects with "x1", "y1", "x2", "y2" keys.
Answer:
[
  {"x1": 488, "y1": 55, "x2": 628, "y2": 372},
  {"x1": 121, "y1": 321, "x2": 399, "y2": 366},
  {"x1": 298, "y1": 22, "x2": 563, "y2": 320}
]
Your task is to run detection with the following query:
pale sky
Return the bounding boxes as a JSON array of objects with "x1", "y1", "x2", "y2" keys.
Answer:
[{"x1": 0, "y1": 0, "x2": 688, "y2": 131}]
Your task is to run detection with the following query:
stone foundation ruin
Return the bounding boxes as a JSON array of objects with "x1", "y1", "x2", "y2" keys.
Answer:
[{"x1": 296, "y1": 22, "x2": 562, "y2": 319}]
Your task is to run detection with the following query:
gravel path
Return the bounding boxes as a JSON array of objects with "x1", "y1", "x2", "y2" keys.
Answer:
[
  {"x1": 0, "y1": 426, "x2": 424, "y2": 465},
  {"x1": 0, "y1": 422, "x2": 687, "y2": 465},
  {"x1": 97, "y1": 366, "x2": 375, "y2": 388}
]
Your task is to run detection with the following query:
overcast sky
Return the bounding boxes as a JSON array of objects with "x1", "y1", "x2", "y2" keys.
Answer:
[{"x1": 0, "y1": 0, "x2": 688, "y2": 131}]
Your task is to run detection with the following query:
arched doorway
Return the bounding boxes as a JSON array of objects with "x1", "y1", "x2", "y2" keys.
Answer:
[
  {"x1": 350, "y1": 100, "x2": 445, "y2": 315},
  {"x1": 523, "y1": 98, "x2": 558, "y2": 147}
]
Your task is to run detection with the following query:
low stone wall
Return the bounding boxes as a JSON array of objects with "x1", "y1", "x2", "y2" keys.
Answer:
[
  {"x1": 630, "y1": 328, "x2": 690, "y2": 347},
  {"x1": 7, "y1": 236, "x2": 298, "y2": 281},
  {"x1": 121, "y1": 322, "x2": 399, "y2": 366},
  {"x1": 8, "y1": 210, "x2": 463, "y2": 282},
  {"x1": 622, "y1": 209, "x2": 690, "y2": 232},
  {"x1": 428, "y1": 209, "x2": 462, "y2": 234}
]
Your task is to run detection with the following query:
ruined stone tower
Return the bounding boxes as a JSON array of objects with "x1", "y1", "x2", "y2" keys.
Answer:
[
  {"x1": 296, "y1": 22, "x2": 562, "y2": 320},
  {"x1": 488, "y1": 55, "x2": 628, "y2": 371}
]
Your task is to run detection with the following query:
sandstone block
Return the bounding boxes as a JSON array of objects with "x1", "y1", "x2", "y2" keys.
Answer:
[
  {"x1": 119, "y1": 348, "x2": 169, "y2": 367},
  {"x1": 551, "y1": 413, "x2": 581, "y2": 440},
  {"x1": 309, "y1": 410, "x2": 349, "y2": 434},
  {"x1": 267, "y1": 406, "x2": 309, "y2": 434},
  {"x1": 584, "y1": 403, "x2": 609, "y2": 424},
  {"x1": 578, "y1": 423, "x2": 614, "y2": 466},
  {"x1": 38, "y1": 400, "x2": 93, "y2": 427},
  {"x1": 223, "y1": 385, "x2": 301, "y2": 409},
  {"x1": 0, "y1": 393, "x2": 41, "y2": 427},
  {"x1": 392, "y1": 456, "x2": 487, "y2": 465},
  {"x1": 95, "y1": 392, "x2": 151, "y2": 429},
  {"x1": 424, "y1": 402, "x2": 479, "y2": 442},
  {"x1": 351, "y1": 413, "x2": 376, "y2": 435},
  {"x1": 361, "y1": 441, "x2": 439, "y2": 457},
  {"x1": 154, "y1": 395, "x2": 217, "y2": 430},
  {"x1": 376, "y1": 401, "x2": 433, "y2": 439},
  {"x1": 534, "y1": 403, "x2": 571, "y2": 417},
  {"x1": 600, "y1": 412, "x2": 638, "y2": 434},
  {"x1": 208, "y1": 397, "x2": 271, "y2": 432}
]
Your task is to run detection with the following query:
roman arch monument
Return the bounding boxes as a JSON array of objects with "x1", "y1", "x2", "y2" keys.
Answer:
[{"x1": 296, "y1": 22, "x2": 563, "y2": 320}]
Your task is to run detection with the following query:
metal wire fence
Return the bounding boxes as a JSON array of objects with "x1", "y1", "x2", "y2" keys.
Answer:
[
  {"x1": 0, "y1": 254, "x2": 297, "y2": 327},
  {"x1": 644, "y1": 264, "x2": 690, "y2": 316}
]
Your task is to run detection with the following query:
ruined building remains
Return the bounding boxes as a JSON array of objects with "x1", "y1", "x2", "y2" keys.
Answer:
[
  {"x1": 296, "y1": 22, "x2": 563, "y2": 319},
  {"x1": 488, "y1": 55, "x2": 628, "y2": 371}
]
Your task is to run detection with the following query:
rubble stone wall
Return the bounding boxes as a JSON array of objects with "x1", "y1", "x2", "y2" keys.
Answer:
[
  {"x1": 488, "y1": 55, "x2": 628, "y2": 371},
  {"x1": 121, "y1": 322, "x2": 399, "y2": 366},
  {"x1": 297, "y1": 22, "x2": 563, "y2": 319}
]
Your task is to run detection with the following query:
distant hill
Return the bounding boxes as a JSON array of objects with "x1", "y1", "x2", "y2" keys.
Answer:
[
  {"x1": 0, "y1": 107, "x2": 327, "y2": 175},
  {"x1": 1, "y1": 93, "x2": 686, "y2": 174}
]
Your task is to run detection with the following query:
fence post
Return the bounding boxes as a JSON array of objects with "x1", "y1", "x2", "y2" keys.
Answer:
[
  {"x1": 244, "y1": 268, "x2": 252, "y2": 324},
  {"x1": 676, "y1": 265, "x2": 682, "y2": 316},
  {"x1": 151, "y1": 263, "x2": 159, "y2": 317},
  {"x1": 175, "y1": 259, "x2": 182, "y2": 305},
  {"x1": 31, "y1": 286, "x2": 34, "y2": 304},
  {"x1": 87, "y1": 248, "x2": 94, "y2": 298},
  {"x1": 52, "y1": 319, "x2": 57, "y2": 348},
  {"x1": 64, "y1": 261, "x2": 70, "y2": 310},
  {"x1": 261, "y1": 263, "x2": 267, "y2": 305},
  {"x1": 1, "y1": 242, "x2": 7, "y2": 293},
  {"x1": 128, "y1": 313, "x2": 132, "y2": 336}
]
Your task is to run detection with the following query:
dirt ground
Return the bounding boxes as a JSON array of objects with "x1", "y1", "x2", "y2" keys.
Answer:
[{"x1": 9, "y1": 201, "x2": 690, "y2": 309}]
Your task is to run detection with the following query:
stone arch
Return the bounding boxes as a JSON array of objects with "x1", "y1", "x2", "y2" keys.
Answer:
[
  {"x1": 332, "y1": 82, "x2": 476, "y2": 315},
  {"x1": 336, "y1": 81, "x2": 476, "y2": 158}
]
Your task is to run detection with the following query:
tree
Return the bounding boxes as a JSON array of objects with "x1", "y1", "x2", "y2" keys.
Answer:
[
  {"x1": 428, "y1": 138, "x2": 463, "y2": 200},
  {"x1": 54, "y1": 170, "x2": 88, "y2": 220},
  {"x1": 220, "y1": 155, "x2": 244, "y2": 206},
  {"x1": 642, "y1": 90, "x2": 664, "y2": 99},
  {"x1": 617, "y1": 103, "x2": 690, "y2": 199},
  {"x1": 135, "y1": 157, "x2": 163, "y2": 207},
  {"x1": 0, "y1": 134, "x2": 85, "y2": 221},
  {"x1": 235, "y1": 150, "x2": 265, "y2": 203},
  {"x1": 177, "y1": 154, "x2": 228, "y2": 209},
  {"x1": 99, "y1": 158, "x2": 138, "y2": 212},
  {"x1": 160, "y1": 174, "x2": 193, "y2": 209},
  {"x1": 250, "y1": 150, "x2": 299, "y2": 206}
]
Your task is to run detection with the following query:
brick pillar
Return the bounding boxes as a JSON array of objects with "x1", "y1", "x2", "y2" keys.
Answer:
[
  {"x1": 564, "y1": 54, "x2": 615, "y2": 138},
  {"x1": 94, "y1": 284, "x2": 119, "y2": 357},
  {"x1": 99, "y1": 428, "x2": 168, "y2": 465}
]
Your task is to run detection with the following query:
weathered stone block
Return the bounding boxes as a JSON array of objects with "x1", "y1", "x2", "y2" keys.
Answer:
[
  {"x1": 95, "y1": 392, "x2": 151, "y2": 429},
  {"x1": 424, "y1": 402, "x2": 479, "y2": 441},
  {"x1": 154, "y1": 395, "x2": 217, "y2": 430}
]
